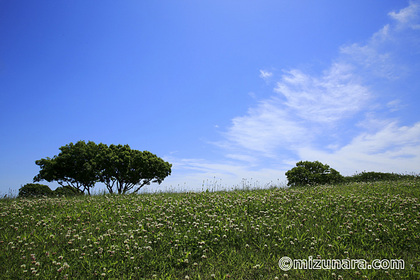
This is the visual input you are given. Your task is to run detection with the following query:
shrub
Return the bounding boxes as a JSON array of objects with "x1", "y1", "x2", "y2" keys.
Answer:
[
  {"x1": 286, "y1": 161, "x2": 344, "y2": 187},
  {"x1": 53, "y1": 185, "x2": 84, "y2": 197},
  {"x1": 345, "y1": 171, "x2": 418, "y2": 183},
  {"x1": 18, "y1": 183, "x2": 53, "y2": 197}
]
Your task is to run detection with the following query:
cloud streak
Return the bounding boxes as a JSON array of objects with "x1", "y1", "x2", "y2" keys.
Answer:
[
  {"x1": 389, "y1": 0, "x2": 420, "y2": 29},
  {"x1": 275, "y1": 63, "x2": 370, "y2": 123}
]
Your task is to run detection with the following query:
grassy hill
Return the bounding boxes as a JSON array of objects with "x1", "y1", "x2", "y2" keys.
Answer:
[{"x1": 1, "y1": 179, "x2": 419, "y2": 279}]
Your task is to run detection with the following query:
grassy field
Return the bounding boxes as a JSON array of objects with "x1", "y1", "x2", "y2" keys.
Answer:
[{"x1": 1, "y1": 179, "x2": 419, "y2": 279}]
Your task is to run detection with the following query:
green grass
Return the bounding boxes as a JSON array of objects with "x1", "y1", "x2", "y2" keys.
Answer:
[{"x1": 1, "y1": 179, "x2": 419, "y2": 279}]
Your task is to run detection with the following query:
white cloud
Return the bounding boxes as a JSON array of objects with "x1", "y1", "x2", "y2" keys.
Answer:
[
  {"x1": 297, "y1": 121, "x2": 420, "y2": 175},
  {"x1": 219, "y1": 61, "x2": 372, "y2": 158},
  {"x1": 389, "y1": 0, "x2": 420, "y2": 29},
  {"x1": 275, "y1": 63, "x2": 371, "y2": 123},
  {"x1": 387, "y1": 99, "x2": 404, "y2": 112},
  {"x1": 259, "y1": 70, "x2": 273, "y2": 79},
  {"x1": 340, "y1": 1, "x2": 420, "y2": 80},
  {"x1": 225, "y1": 153, "x2": 258, "y2": 163},
  {"x1": 339, "y1": 24, "x2": 401, "y2": 80},
  {"x1": 222, "y1": 98, "x2": 306, "y2": 155}
]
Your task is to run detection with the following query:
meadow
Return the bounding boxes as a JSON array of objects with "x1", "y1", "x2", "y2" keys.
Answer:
[{"x1": 1, "y1": 179, "x2": 419, "y2": 279}]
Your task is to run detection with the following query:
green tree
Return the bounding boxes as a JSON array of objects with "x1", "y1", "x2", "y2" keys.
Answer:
[
  {"x1": 34, "y1": 141, "x2": 100, "y2": 195},
  {"x1": 34, "y1": 141, "x2": 172, "y2": 195},
  {"x1": 98, "y1": 144, "x2": 172, "y2": 194},
  {"x1": 285, "y1": 160, "x2": 343, "y2": 187},
  {"x1": 18, "y1": 183, "x2": 52, "y2": 197}
]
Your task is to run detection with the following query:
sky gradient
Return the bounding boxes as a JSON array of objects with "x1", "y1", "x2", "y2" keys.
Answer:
[{"x1": 1, "y1": 0, "x2": 420, "y2": 194}]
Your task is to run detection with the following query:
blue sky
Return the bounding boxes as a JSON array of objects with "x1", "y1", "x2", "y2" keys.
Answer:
[{"x1": 1, "y1": 0, "x2": 420, "y2": 194}]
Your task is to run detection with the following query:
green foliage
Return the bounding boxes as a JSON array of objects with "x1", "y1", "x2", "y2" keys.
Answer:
[
  {"x1": 98, "y1": 144, "x2": 172, "y2": 194},
  {"x1": 34, "y1": 141, "x2": 172, "y2": 195},
  {"x1": 344, "y1": 171, "x2": 418, "y2": 183},
  {"x1": 53, "y1": 185, "x2": 84, "y2": 197},
  {"x1": 285, "y1": 160, "x2": 344, "y2": 187},
  {"x1": 34, "y1": 141, "x2": 100, "y2": 195},
  {"x1": 18, "y1": 183, "x2": 52, "y2": 197}
]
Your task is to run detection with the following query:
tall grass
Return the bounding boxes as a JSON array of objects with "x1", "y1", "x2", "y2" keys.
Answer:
[{"x1": 1, "y1": 179, "x2": 419, "y2": 279}]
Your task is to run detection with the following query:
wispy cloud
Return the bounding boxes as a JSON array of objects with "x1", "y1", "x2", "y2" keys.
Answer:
[
  {"x1": 389, "y1": 0, "x2": 420, "y2": 29},
  {"x1": 221, "y1": 99, "x2": 306, "y2": 155},
  {"x1": 275, "y1": 63, "x2": 370, "y2": 123},
  {"x1": 259, "y1": 70, "x2": 273, "y2": 79}
]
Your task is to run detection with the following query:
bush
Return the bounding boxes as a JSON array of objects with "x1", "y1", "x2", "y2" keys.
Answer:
[
  {"x1": 344, "y1": 171, "x2": 418, "y2": 183},
  {"x1": 18, "y1": 183, "x2": 53, "y2": 197},
  {"x1": 286, "y1": 161, "x2": 344, "y2": 187},
  {"x1": 53, "y1": 185, "x2": 84, "y2": 197}
]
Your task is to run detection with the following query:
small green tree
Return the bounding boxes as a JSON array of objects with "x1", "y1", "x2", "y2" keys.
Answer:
[
  {"x1": 285, "y1": 161, "x2": 343, "y2": 187},
  {"x1": 18, "y1": 183, "x2": 52, "y2": 197}
]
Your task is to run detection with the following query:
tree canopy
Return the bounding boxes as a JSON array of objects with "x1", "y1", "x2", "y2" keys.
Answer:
[
  {"x1": 98, "y1": 144, "x2": 172, "y2": 194},
  {"x1": 285, "y1": 160, "x2": 343, "y2": 187},
  {"x1": 34, "y1": 141, "x2": 172, "y2": 195}
]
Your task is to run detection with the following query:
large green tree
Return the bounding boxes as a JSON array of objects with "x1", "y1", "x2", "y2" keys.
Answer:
[
  {"x1": 34, "y1": 141, "x2": 172, "y2": 195},
  {"x1": 34, "y1": 141, "x2": 100, "y2": 195},
  {"x1": 98, "y1": 144, "x2": 172, "y2": 194}
]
